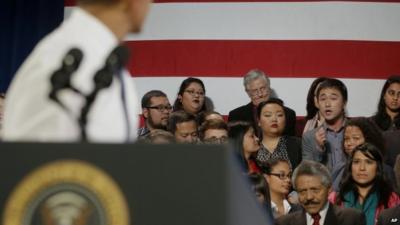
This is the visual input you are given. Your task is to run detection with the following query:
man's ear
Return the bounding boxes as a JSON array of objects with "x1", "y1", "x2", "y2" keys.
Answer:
[{"x1": 143, "y1": 108, "x2": 149, "y2": 119}]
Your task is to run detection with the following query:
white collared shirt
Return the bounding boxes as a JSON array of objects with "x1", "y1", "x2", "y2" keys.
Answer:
[
  {"x1": 306, "y1": 203, "x2": 329, "y2": 225},
  {"x1": 3, "y1": 8, "x2": 139, "y2": 142},
  {"x1": 271, "y1": 199, "x2": 292, "y2": 218}
]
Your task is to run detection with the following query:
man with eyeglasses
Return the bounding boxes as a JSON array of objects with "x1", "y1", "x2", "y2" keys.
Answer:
[
  {"x1": 228, "y1": 69, "x2": 297, "y2": 136},
  {"x1": 275, "y1": 160, "x2": 365, "y2": 225},
  {"x1": 138, "y1": 90, "x2": 172, "y2": 138},
  {"x1": 199, "y1": 119, "x2": 228, "y2": 144}
]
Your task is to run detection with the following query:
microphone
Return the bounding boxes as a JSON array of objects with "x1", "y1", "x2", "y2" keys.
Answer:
[
  {"x1": 93, "y1": 45, "x2": 129, "y2": 90},
  {"x1": 49, "y1": 48, "x2": 84, "y2": 107},
  {"x1": 79, "y1": 45, "x2": 130, "y2": 141}
]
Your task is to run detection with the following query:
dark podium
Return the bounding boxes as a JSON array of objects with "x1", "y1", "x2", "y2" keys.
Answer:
[{"x1": 0, "y1": 142, "x2": 271, "y2": 225}]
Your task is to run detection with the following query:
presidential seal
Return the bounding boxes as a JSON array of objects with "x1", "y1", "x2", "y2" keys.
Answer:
[{"x1": 2, "y1": 160, "x2": 130, "y2": 225}]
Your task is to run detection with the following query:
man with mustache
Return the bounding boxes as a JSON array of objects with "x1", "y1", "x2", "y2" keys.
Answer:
[
  {"x1": 275, "y1": 160, "x2": 365, "y2": 225},
  {"x1": 228, "y1": 69, "x2": 297, "y2": 136},
  {"x1": 138, "y1": 90, "x2": 172, "y2": 138}
]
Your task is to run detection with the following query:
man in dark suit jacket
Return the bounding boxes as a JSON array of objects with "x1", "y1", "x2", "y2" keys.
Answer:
[
  {"x1": 228, "y1": 69, "x2": 297, "y2": 136},
  {"x1": 275, "y1": 160, "x2": 365, "y2": 225},
  {"x1": 377, "y1": 206, "x2": 400, "y2": 225}
]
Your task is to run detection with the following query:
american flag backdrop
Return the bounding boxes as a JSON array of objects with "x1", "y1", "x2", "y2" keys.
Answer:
[{"x1": 64, "y1": 0, "x2": 400, "y2": 117}]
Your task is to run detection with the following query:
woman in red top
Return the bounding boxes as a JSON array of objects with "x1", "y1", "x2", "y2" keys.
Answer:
[
  {"x1": 329, "y1": 143, "x2": 400, "y2": 225},
  {"x1": 228, "y1": 121, "x2": 261, "y2": 173}
]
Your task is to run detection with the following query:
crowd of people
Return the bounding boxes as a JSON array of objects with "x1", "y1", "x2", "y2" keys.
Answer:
[
  {"x1": 0, "y1": 0, "x2": 399, "y2": 223},
  {"x1": 135, "y1": 70, "x2": 400, "y2": 225}
]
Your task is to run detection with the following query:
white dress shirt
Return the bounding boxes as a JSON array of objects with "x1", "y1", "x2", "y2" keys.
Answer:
[
  {"x1": 306, "y1": 203, "x2": 329, "y2": 225},
  {"x1": 3, "y1": 8, "x2": 139, "y2": 142}
]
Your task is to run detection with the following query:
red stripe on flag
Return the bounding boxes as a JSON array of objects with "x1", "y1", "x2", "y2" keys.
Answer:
[{"x1": 126, "y1": 40, "x2": 400, "y2": 79}]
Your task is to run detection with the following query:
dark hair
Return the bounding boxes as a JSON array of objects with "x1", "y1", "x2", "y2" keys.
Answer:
[
  {"x1": 248, "y1": 173, "x2": 269, "y2": 202},
  {"x1": 173, "y1": 77, "x2": 207, "y2": 113},
  {"x1": 316, "y1": 78, "x2": 348, "y2": 103},
  {"x1": 344, "y1": 117, "x2": 385, "y2": 156},
  {"x1": 338, "y1": 143, "x2": 393, "y2": 208},
  {"x1": 305, "y1": 77, "x2": 329, "y2": 120},
  {"x1": 372, "y1": 75, "x2": 400, "y2": 131},
  {"x1": 199, "y1": 119, "x2": 228, "y2": 140},
  {"x1": 257, "y1": 98, "x2": 285, "y2": 119},
  {"x1": 167, "y1": 111, "x2": 197, "y2": 134},
  {"x1": 228, "y1": 121, "x2": 255, "y2": 172},
  {"x1": 259, "y1": 158, "x2": 290, "y2": 175},
  {"x1": 141, "y1": 90, "x2": 167, "y2": 108},
  {"x1": 197, "y1": 111, "x2": 224, "y2": 126}
]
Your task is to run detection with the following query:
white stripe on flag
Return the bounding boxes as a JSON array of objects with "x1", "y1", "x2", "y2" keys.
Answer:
[{"x1": 127, "y1": 2, "x2": 400, "y2": 41}]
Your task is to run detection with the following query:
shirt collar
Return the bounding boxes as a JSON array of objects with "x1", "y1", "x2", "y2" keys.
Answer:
[
  {"x1": 270, "y1": 199, "x2": 292, "y2": 215},
  {"x1": 306, "y1": 202, "x2": 329, "y2": 225},
  {"x1": 322, "y1": 117, "x2": 347, "y2": 132}
]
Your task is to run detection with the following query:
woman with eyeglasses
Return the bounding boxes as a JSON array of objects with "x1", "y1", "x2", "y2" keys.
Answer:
[
  {"x1": 329, "y1": 143, "x2": 400, "y2": 225},
  {"x1": 255, "y1": 98, "x2": 302, "y2": 171},
  {"x1": 371, "y1": 75, "x2": 400, "y2": 131},
  {"x1": 260, "y1": 159, "x2": 301, "y2": 219},
  {"x1": 173, "y1": 77, "x2": 208, "y2": 119},
  {"x1": 228, "y1": 121, "x2": 261, "y2": 173}
]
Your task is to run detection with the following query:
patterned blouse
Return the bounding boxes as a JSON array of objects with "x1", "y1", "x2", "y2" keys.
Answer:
[{"x1": 256, "y1": 136, "x2": 292, "y2": 169}]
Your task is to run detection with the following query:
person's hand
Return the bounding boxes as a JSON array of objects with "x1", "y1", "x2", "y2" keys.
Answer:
[{"x1": 314, "y1": 127, "x2": 326, "y2": 150}]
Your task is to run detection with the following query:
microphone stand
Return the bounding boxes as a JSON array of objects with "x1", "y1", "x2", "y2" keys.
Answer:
[
  {"x1": 49, "y1": 48, "x2": 84, "y2": 115},
  {"x1": 79, "y1": 45, "x2": 130, "y2": 142}
]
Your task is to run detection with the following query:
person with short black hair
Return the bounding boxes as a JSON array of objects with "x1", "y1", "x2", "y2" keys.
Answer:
[
  {"x1": 168, "y1": 111, "x2": 198, "y2": 144},
  {"x1": 138, "y1": 90, "x2": 172, "y2": 137},
  {"x1": 302, "y1": 78, "x2": 348, "y2": 171}
]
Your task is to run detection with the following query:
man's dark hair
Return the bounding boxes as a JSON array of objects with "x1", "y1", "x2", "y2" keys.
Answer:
[
  {"x1": 199, "y1": 119, "x2": 228, "y2": 140},
  {"x1": 167, "y1": 110, "x2": 197, "y2": 134},
  {"x1": 141, "y1": 90, "x2": 167, "y2": 108},
  {"x1": 316, "y1": 78, "x2": 348, "y2": 103}
]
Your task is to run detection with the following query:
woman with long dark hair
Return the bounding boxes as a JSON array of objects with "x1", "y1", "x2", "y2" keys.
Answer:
[
  {"x1": 371, "y1": 75, "x2": 400, "y2": 131},
  {"x1": 228, "y1": 121, "x2": 261, "y2": 173},
  {"x1": 329, "y1": 143, "x2": 400, "y2": 225},
  {"x1": 303, "y1": 77, "x2": 328, "y2": 134},
  {"x1": 173, "y1": 77, "x2": 207, "y2": 117}
]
